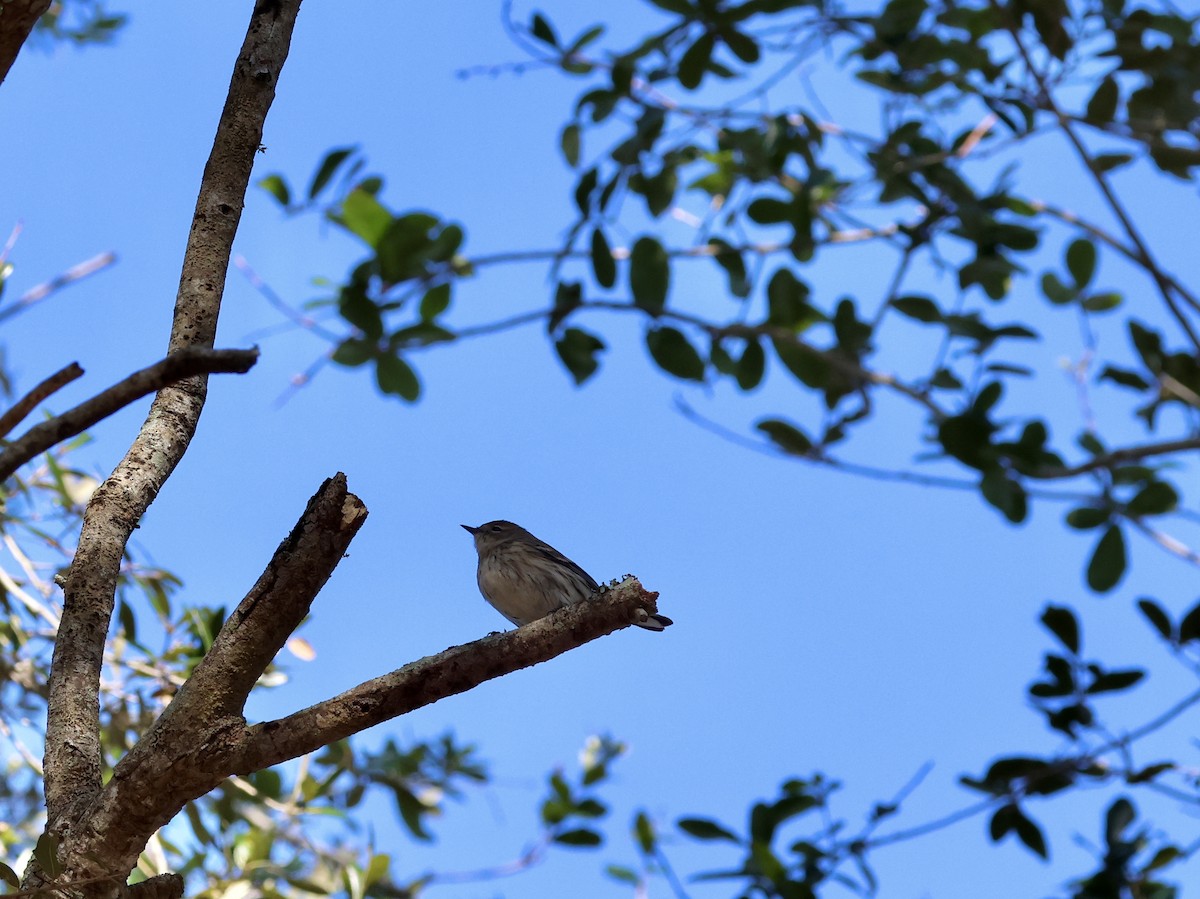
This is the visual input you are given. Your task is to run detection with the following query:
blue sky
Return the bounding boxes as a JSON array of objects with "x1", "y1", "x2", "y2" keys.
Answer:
[{"x1": 3, "y1": 2, "x2": 1200, "y2": 897}]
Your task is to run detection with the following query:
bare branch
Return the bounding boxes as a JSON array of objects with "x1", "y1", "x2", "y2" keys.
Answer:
[
  {"x1": 45, "y1": 0, "x2": 302, "y2": 844},
  {"x1": 0, "y1": 363, "x2": 85, "y2": 440},
  {"x1": 1, "y1": 252, "x2": 119, "y2": 324},
  {"x1": 0, "y1": 348, "x2": 259, "y2": 483},
  {"x1": 156, "y1": 473, "x2": 367, "y2": 726},
  {"x1": 69, "y1": 577, "x2": 658, "y2": 879},
  {"x1": 0, "y1": 0, "x2": 51, "y2": 86},
  {"x1": 228, "y1": 578, "x2": 662, "y2": 772},
  {"x1": 1028, "y1": 436, "x2": 1200, "y2": 480}
]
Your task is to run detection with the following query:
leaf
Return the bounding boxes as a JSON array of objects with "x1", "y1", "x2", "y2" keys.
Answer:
[
  {"x1": 1066, "y1": 239, "x2": 1096, "y2": 288},
  {"x1": 1065, "y1": 506, "x2": 1108, "y2": 530},
  {"x1": 554, "y1": 828, "x2": 603, "y2": 847},
  {"x1": 574, "y1": 167, "x2": 598, "y2": 214},
  {"x1": 891, "y1": 295, "x2": 941, "y2": 323},
  {"x1": 677, "y1": 817, "x2": 740, "y2": 843},
  {"x1": 1098, "y1": 365, "x2": 1149, "y2": 391},
  {"x1": 708, "y1": 238, "x2": 750, "y2": 297},
  {"x1": 375, "y1": 354, "x2": 420, "y2": 401},
  {"x1": 258, "y1": 173, "x2": 291, "y2": 208},
  {"x1": 722, "y1": 28, "x2": 759, "y2": 63},
  {"x1": 337, "y1": 189, "x2": 393, "y2": 248},
  {"x1": 530, "y1": 12, "x2": 558, "y2": 47},
  {"x1": 736, "y1": 339, "x2": 765, "y2": 390},
  {"x1": 419, "y1": 284, "x2": 451, "y2": 320},
  {"x1": 678, "y1": 32, "x2": 715, "y2": 90},
  {"x1": 980, "y1": 468, "x2": 1027, "y2": 524},
  {"x1": 1137, "y1": 597, "x2": 1173, "y2": 641},
  {"x1": 0, "y1": 862, "x2": 20, "y2": 889},
  {"x1": 1040, "y1": 605, "x2": 1079, "y2": 654},
  {"x1": 34, "y1": 832, "x2": 62, "y2": 879},
  {"x1": 1179, "y1": 599, "x2": 1200, "y2": 643},
  {"x1": 629, "y1": 236, "x2": 670, "y2": 312},
  {"x1": 646, "y1": 327, "x2": 704, "y2": 381},
  {"x1": 1126, "y1": 481, "x2": 1178, "y2": 516},
  {"x1": 1086, "y1": 668, "x2": 1144, "y2": 694},
  {"x1": 1085, "y1": 76, "x2": 1119, "y2": 124},
  {"x1": 308, "y1": 146, "x2": 356, "y2": 200},
  {"x1": 1040, "y1": 271, "x2": 1076, "y2": 305},
  {"x1": 766, "y1": 268, "x2": 810, "y2": 328},
  {"x1": 1013, "y1": 808, "x2": 1049, "y2": 858},
  {"x1": 555, "y1": 327, "x2": 606, "y2": 385},
  {"x1": 332, "y1": 338, "x2": 376, "y2": 367},
  {"x1": 634, "y1": 811, "x2": 656, "y2": 854},
  {"x1": 560, "y1": 123, "x2": 581, "y2": 167},
  {"x1": 1086, "y1": 524, "x2": 1126, "y2": 593},
  {"x1": 605, "y1": 865, "x2": 640, "y2": 885},
  {"x1": 1081, "y1": 291, "x2": 1122, "y2": 312},
  {"x1": 1093, "y1": 153, "x2": 1133, "y2": 173},
  {"x1": 756, "y1": 418, "x2": 813, "y2": 455},
  {"x1": 590, "y1": 228, "x2": 616, "y2": 288},
  {"x1": 771, "y1": 336, "x2": 827, "y2": 388}
]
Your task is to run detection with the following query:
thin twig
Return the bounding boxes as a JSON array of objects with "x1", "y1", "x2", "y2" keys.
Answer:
[
  {"x1": 0, "y1": 348, "x2": 260, "y2": 483},
  {"x1": 0, "y1": 363, "x2": 85, "y2": 440},
  {"x1": 0, "y1": 252, "x2": 117, "y2": 325}
]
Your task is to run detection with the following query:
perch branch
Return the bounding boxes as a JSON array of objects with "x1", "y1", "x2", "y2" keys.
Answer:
[
  {"x1": 0, "y1": 363, "x2": 84, "y2": 440},
  {"x1": 44, "y1": 0, "x2": 302, "y2": 848},
  {"x1": 0, "y1": 348, "x2": 259, "y2": 482},
  {"x1": 70, "y1": 574, "x2": 657, "y2": 879}
]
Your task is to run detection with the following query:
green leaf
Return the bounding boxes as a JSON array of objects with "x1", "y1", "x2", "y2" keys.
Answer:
[
  {"x1": 980, "y1": 468, "x2": 1027, "y2": 523},
  {"x1": 1065, "y1": 506, "x2": 1108, "y2": 530},
  {"x1": 554, "y1": 828, "x2": 603, "y2": 847},
  {"x1": 721, "y1": 28, "x2": 759, "y2": 63},
  {"x1": 332, "y1": 338, "x2": 376, "y2": 367},
  {"x1": 1040, "y1": 271, "x2": 1076, "y2": 305},
  {"x1": 560, "y1": 123, "x2": 582, "y2": 167},
  {"x1": 736, "y1": 339, "x2": 765, "y2": 390},
  {"x1": 258, "y1": 173, "x2": 291, "y2": 208},
  {"x1": 1013, "y1": 808, "x2": 1048, "y2": 858},
  {"x1": 1040, "y1": 605, "x2": 1079, "y2": 654},
  {"x1": 308, "y1": 146, "x2": 356, "y2": 200},
  {"x1": 766, "y1": 268, "x2": 810, "y2": 328},
  {"x1": 337, "y1": 189, "x2": 393, "y2": 248},
  {"x1": 678, "y1": 32, "x2": 715, "y2": 90},
  {"x1": 530, "y1": 12, "x2": 558, "y2": 46},
  {"x1": 1098, "y1": 366, "x2": 1149, "y2": 391},
  {"x1": 646, "y1": 327, "x2": 704, "y2": 381},
  {"x1": 1085, "y1": 76, "x2": 1118, "y2": 124},
  {"x1": 756, "y1": 418, "x2": 813, "y2": 455},
  {"x1": 574, "y1": 167, "x2": 598, "y2": 214},
  {"x1": 1126, "y1": 481, "x2": 1178, "y2": 516},
  {"x1": 590, "y1": 228, "x2": 616, "y2": 288},
  {"x1": 891, "y1": 295, "x2": 941, "y2": 323},
  {"x1": 677, "y1": 817, "x2": 740, "y2": 843},
  {"x1": 375, "y1": 354, "x2": 420, "y2": 401},
  {"x1": 1093, "y1": 153, "x2": 1134, "y2": 173},
  {"x1": 605, "y1": 865, "x2": 640, "y2": 885},
  {"x1": 634, "y1": 811, "x2": 657, "y2": 854},
  {"x1": 1137, "y1": 597, "x2": 1173, "y2": 641},
  {"x1": 1066, "y1": 239, "x2": 1096, "y2": 288},
  {"x1": 1081, "y1": 291, "x2": 1122, "y2": 312},
  {"x1": 629, "y1": 236, "x2": 670, "y2": 312},
  {"x1": 1179, "y1": 599, "x2": 1200, "y2": 643},
  {"x1": 34, "y1": 832, "x2": 61, "y2": 879},
  {"x1": 0, "y1": 862, "x2": 19, "y2": 889},
  {"x1": 707, "y1": 239, "x2": 750, "y2": 297},
  {"x1": 1086, "y1": 524, "x2": 1126, "y2": 593},
  {"x1": 771, "y1": 336, "x2": 827, "y2": 388},
  {"x1": 555, "y1": 327, "x2": 606, "y2": 385},
  {"x1": 419, "y1": 284, "x2": 451, "y2": 320}
]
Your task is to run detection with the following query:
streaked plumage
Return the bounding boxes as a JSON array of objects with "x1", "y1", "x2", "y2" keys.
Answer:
[{"x1": 461, "y1": 520, "x2": 672, "y2": 632}]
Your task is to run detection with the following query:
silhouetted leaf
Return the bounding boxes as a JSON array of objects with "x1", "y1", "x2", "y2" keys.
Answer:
[
  {"x1": 590, "y1": 228, "x2": 617, "y2": 288},
  {"x1": 1086, "y1": 524, "x2": 1126, "y2": 593},
  {"x1": 556, "y1": 327, "x2": 606, "y2": 385},
  {"x1": 756, "y1": 418, "x2": 812, "y2": 455},
  {"x1": 678, "y1": 817, "x2": 741, "y2": 842},
  {"x1": 630, "y1": 236, "x2": 670, "y2": 312},
  {"x1": 1066, "y1": 239, "x2": 1096, "y2": 288},
  {"x1": 375, "y1": 354, "x2": 420, "y2": 401},
  {"x1": 530, "y1": 12, "x2": 559, "y2": 46},
  {"x1": 1137, "y1": 597, "x2": 1173, "y2": 641},
  {"x1": 1040, "y1": 605, "x2": 1079, "y2": 654},
  {"x1": 308, "y1": 146, "x2": 357, "y2": 200},
  {"x1": 646, "y1": 327, "x2": 704, "y2": 380},
  {"x1": 554, "y1": 828, "x2": 603, "y2": 847}
]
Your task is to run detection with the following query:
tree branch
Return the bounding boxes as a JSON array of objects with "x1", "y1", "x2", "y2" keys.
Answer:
[
  {"x1": 0, "y1": 348, "x2": 259, "y2": 482},
  {"x1": 44, "y1": 0, "x2": 302, "y2": 853},
  {"x1": 0, "y1": 362, "x2": 84, "y2": 440},
  {"x1": 229, "y1": 577, "x2": 663, "y2": 772},
  {"x1": 1027, "y1": 436, "x2": 1200, "y2": 480},
  {"x1": 0, "y1": 0, "x2": 51, "y2": 85},
  {"x1": 69, "y1": 574, "x2": 658, "y2": 880}
]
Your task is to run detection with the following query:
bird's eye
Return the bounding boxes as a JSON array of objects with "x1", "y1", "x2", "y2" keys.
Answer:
[{"x1": 490, "y1": 525, "x2": 503, "y2": 532}]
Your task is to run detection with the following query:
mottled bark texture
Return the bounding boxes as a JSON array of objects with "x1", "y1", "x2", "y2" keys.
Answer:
[
  {"x1": 0, "y1": 0, "x2": 51, "y2": 85},
  {"x1": 0, "y1": 348, "x2": 259, "y2": 481},
  {"x1": 40, "y1": 0, "x2": 304, "y2": 891}
]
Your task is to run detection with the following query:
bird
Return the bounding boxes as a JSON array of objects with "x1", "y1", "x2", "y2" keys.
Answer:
[{"x1": 461, "y1": 520, "x2": 672, "y2": 632}]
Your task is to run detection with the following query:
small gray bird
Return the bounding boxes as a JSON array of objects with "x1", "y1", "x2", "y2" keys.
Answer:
[{"x1": 462, "y1": 520, "x2": 672, "y2": 631}]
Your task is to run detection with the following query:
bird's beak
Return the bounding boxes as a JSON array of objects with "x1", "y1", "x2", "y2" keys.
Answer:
[{"x1": 461, "y1": 524, "x2": 477, "y2": 535}]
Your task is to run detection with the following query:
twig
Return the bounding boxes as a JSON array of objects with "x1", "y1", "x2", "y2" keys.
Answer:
[
  {"x1": 0, "y1": 348, "x2": 259, "y2": 483},
  {"x1": 1028, "y1": 436, "x2": 1200, "y2": 480},
  {"x1": 3, "y1": 252, "x2": 118, "y2": 323},
  {"x1": 1127, "y1": 517, "x2": 1200, "y2": 568},
  {"x1": 0, "y1": 363, "x2": 85, "y2": 440}
]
